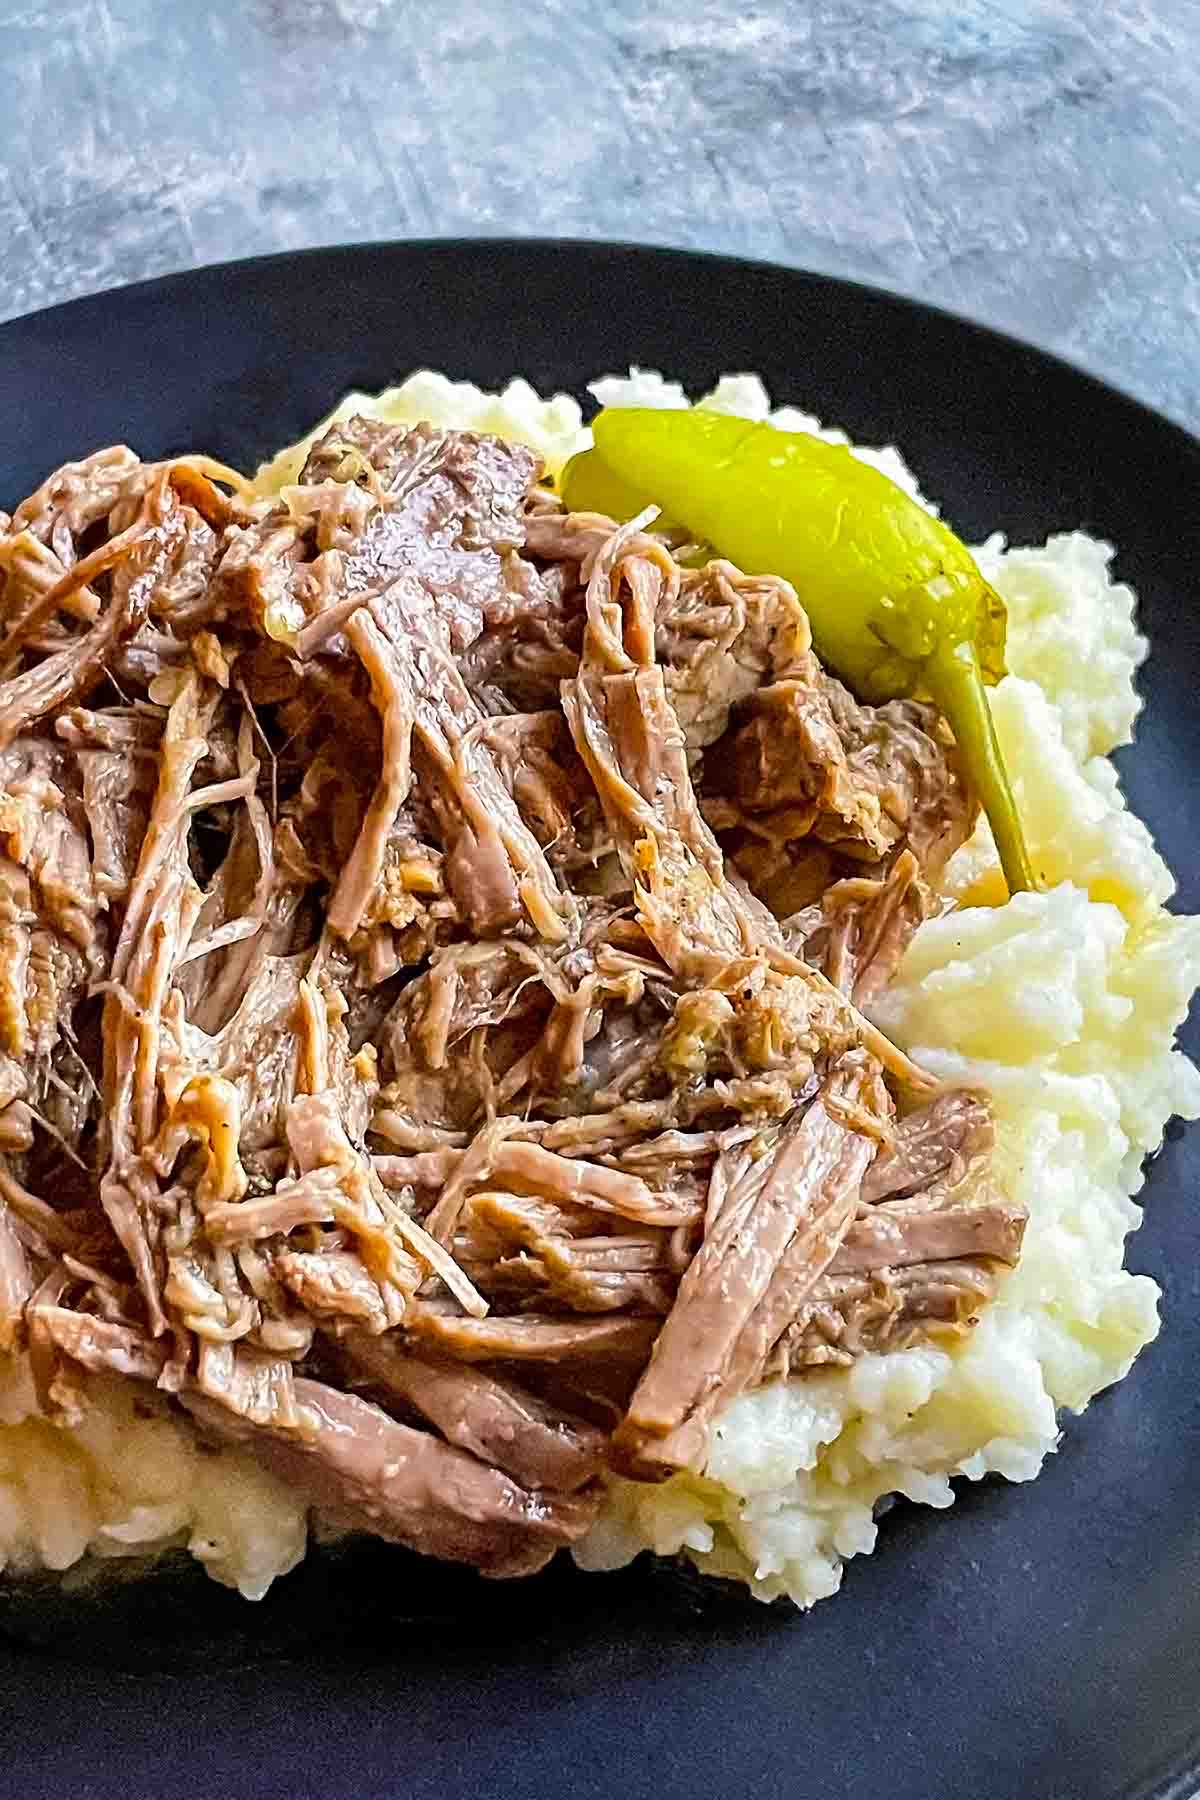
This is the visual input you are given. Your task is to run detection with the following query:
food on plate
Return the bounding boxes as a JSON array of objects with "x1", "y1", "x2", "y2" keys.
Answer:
[{"x1": 0, "y1": 369, "x2": 1195, "y2": 1610}]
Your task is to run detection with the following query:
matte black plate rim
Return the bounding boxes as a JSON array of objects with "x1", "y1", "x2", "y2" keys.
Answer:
[{"x1": 5, "y1": 232, "x2": 1197, "y2": 458}]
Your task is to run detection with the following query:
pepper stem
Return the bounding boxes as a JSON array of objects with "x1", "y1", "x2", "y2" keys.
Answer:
[{"x1": 927, "y1": 640, "x2": 1036, "y2": 896}]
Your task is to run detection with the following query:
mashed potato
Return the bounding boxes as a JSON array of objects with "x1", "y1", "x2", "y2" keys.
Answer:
[{"x1": 1, "y1": 371, "x2": 1195, "y2": 1606}]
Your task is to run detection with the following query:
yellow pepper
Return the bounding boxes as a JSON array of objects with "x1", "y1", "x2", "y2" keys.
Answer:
[{"x1": 561, "y1": 408, "x2": 1034, "y2": 894}]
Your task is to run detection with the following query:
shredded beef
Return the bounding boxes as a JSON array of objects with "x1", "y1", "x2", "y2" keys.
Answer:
[
  {"x1": 0, "y1": 1201, "x2": 34, "y2": 1350},
  {"x1": 0, "y1": 418, "x2": 1021, "y2": 1575},
  {"x1": 185, "y1": 1377, "x2": 601, "y2": 1577}
]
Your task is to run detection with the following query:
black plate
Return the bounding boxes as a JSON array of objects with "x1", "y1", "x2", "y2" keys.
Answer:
[{"x1": 1, "y1": 241, "x2": 1198, "y2": 1800}]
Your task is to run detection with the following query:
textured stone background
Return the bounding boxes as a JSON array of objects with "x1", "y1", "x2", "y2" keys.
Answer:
[{"x1": 1, "y1": 0, "x2": 1196, "y2": 428}]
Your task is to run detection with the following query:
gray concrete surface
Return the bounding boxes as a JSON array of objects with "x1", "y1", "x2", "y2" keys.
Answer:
[{"x1": 0, "y1": 0, "x2": 1197, "y2": 428}]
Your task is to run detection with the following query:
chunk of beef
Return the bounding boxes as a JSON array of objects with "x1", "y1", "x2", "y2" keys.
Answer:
[
  {"x1": 457, "y1": 560, "x2": 583, "y2": 712},
  {"x1": 453, "y1": 1184, "x2": 679, "y2": 1315},
  {"x1": 340, "y1": 1331, "x2": 606, "y2": 1492},
  {"x1": 301, "y1": 418, "x2": 539, "y2": 633},
  {"x1": 180, "y1": 952, "x2": 304, "y2": 1147},
  {"x1": 724, "y1": 674, "x2": 975, "y2": 871},
  {"x1": 275, "y1": 1248, "x2": 393, "y2": 1334},
  {"x1": 0, "y1": 1201, "x2": 34, "y2": 1350},
  {"x1": 614, "y1": 1052, "x2": 887, "y2": 1477},
  {"x1": 285, "y1": 1088, "x2": 482, "y2": 1318},
  {"x1": 0, "y1": 446, "x2": 144, "y2": 647},
  {"x1": 490, "y1": 1140, "x2": 694, "y2": 1226},
  {"x1": 357, "y1": 578, "x2": 573, "y2": 942},
  {"x1": 373, "y1": 936, "x2": 633, "y2": 1140},
  {"x1": 74, "y1": 745, "x2": 156, "y2": 904},
  {"x1": 0, "y1": 465, "x2": 195, "y2": 751},
  {"x1": 774, "y1": 1258, "x2": 1002, "y2": 1369},
  {"x1": 404, "y1": 1304, "x2": 659, "y2": 1366},
  {"x1": 656, "y1": 559, "x2": 812, "y2": 755},
  {"x1": 192, "y1": 1341, "x2": 301, "y2": 1429},
  {"x1": 0, "y1": 742, "x2": 100, "y2": 1130},
  {"x1": 820, "y1": 678, "x2": 977, "y2": 877},
  {"x1": 29, "y1": 1305, "x2": 167, "y2": 1382},
  {"x1": 725, "y1": 678, "x2": 897, "y2": 858},
  {"x1": 832, "y1": 1193, "x2": 1025, "y2": 1272},
  {"x1": 474, "y1": 710, "x2": 587, "y2": 856},
  {"x1": 183, "y1": 1377, "x2": 601, "y2": 1577},
  {"x1": 381, "y1": 939, "x2": 549, "y2": 1078},
  {"x1": 99, "y1": 675, "x2": 214, "y2": 1332},
  {"x1": 787, "y1": 850, "x2": 932, "y2": 1007},
  {"x1": 861, "y1": 1090, "x2": 993, "y2": 1204},
  {"x1": 291, "y1": 422, "x2": 570, "y2": 942}
]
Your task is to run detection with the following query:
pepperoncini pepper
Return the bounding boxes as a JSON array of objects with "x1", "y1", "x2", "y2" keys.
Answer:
[{"x1": 561, "y1": 407, "x2": 1034, "y2": 895}]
